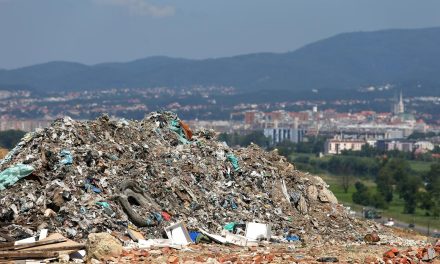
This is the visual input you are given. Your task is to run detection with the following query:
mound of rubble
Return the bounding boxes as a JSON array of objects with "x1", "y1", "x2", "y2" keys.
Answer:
[{"x1": 0, "y1": 112, "x2": 368, "y2": 243}]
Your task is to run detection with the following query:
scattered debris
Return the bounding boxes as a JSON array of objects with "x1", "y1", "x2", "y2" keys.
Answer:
[
  {"x1": 382, "y1": 243, "x2": 440, "y2": 263},
  {"x1": 86, "y1": 232, "x2": 122, "y2": 261},
  {"x1": 127, "y1": 228, "x2": 145, "y2": 242},
  {"x1": 364, "y1": 232, "x2": 380, "y2": 243},
  {"x1": 0, "y1": 232, "x2": 84, "y2": 262},
  {"x1": 245, "y1": 222, "x2": 271, "y2": 241},
  {"x1": 0, "y1": 164, "x2": 34, "y2": 190},
  {"x1": 317, "y1": 256, "x2": 339, "y2": 262},
  {"x1": 165, "y1": 222, "x2": 192, "y2": 246}
]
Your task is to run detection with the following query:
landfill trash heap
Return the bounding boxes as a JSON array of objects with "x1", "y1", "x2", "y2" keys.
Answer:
[{"x1": 0, "y1": 112, "x2": 368, "y2": 243}]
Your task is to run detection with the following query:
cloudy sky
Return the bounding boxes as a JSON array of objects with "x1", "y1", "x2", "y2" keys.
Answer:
[{"x1": 1, "y1": 0, "x2": 440, "y2": 69}]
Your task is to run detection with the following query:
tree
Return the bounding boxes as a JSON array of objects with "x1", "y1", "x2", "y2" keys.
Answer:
[
  {"x1": 326, "y1": 156, "x2": 355, "y2": 193},
  {"x1": 293, "y1": 156, "x2": 311, "y2": 167},
  {"x1": 397, "y1": 174, "x2": 421, "y2": 214},
  {"x1": 341, "y1": 174, "x2": 352, "y2": 194},
  {"x1": 408, "y1": 131, "x2": 437, "y2": 140},
  {"x1": 311, "y1": 136, "x2": 326, "y2": 154},
  {"x1": 0, "y1": 130, "x2": 26, "y2": 149},
  {"x1": 274, "y1": 140, "x2": 296, "y2": 157},
  {"x1": 376, "y1": 159, "x2": 395, "y2": 203},
  {"x1": 352, "y1": 181, "x2": 370, "y2": 206},
  {"x1": 218, "y1": 131, "x2": 270, "y2": 148},
  {"x1": 419, "y1": 163, "x2": 440, "y2": 216},
  {"x1": 370, "y1": 192, "x2": 388, "y2": 209},
  {"x1": 377, "y1": 158, "x2": 420, "y2": 213},
  {"x1": 352, "y1": 181, "x2": 389, "y2": 209}
]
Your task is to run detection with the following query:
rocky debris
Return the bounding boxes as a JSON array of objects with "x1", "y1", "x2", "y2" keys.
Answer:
[
  {"x1": 97, "y1": 237, "x2": 433, "y2": 264},
  {"x1": 318, "y1": 188, "x2": 338, "y2": 204},
  {"x1": 377, "y1": 234, "x2": 425, "y2": 248},
  {"x1": 86, "y1": 232, "x2": 123, "y2": 261},
  {"x1": 382, "y1": 242, "x2": 440, "y2": 263},
  {"x1": 0, "y1": 112, "x2": 369, "y2": 244}
]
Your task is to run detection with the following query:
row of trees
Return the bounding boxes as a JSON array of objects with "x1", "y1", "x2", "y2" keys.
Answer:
[
  {"x1": 353, "y1": 159, "x2": 440, "y2": 215},
  {"x1": 273, "y1": 136, "x2": 326, "y2": 156},
  {"x1": 292, "y1": 155, "x2": 380, "y2": 189},
  {"x1": 218, "y1": 131, "x2": 271, "y2": 148},
  {"x1": 352, "y1": 159, "x2": 419, "y2": 213},
  {"x1": 0, "y1": 130, "x2": 25, "y2": 149},
  {"x1": 342, "y1": 144, "x2": 440, "y2": 161}
]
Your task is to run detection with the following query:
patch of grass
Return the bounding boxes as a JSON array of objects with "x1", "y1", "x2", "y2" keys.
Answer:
[
  {"x1": 322, "y1": 174, "x2": 373, "y2": 203},
  {"x1": 288, "y1": 152, "x2": 316, "y2": 161},
  {"x1": 321, "y1": 173, "x2": 440, "y2": 230},
  {"x1": 408, "y1": 160, "x2": 433, "y2": 173}
]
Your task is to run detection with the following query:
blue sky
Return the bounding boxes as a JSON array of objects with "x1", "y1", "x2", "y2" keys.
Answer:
[{"x1": 1, "y1": 0, "x2": 440, "y2": 69}]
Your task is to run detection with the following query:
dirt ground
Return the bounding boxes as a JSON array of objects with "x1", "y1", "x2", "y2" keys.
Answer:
[
  {"x1": 105, "y1": 228, "x2": 440, "y2": 264},
  {"x1": 107, "y1": 243, "x2": 406, "y2": 263}
]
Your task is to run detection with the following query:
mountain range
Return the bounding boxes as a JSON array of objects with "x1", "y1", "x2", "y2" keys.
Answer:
[{"x1": 1, "y1": 27, "x2": 440, "y2": 94}]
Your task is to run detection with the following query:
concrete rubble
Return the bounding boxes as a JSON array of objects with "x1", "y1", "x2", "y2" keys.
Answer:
[
  {"x1": 381, "y1": 240, "x2": 440, "y2": 263},
  {"x1": 86, "y1": 233, "x2": 122, "y2": 261}
]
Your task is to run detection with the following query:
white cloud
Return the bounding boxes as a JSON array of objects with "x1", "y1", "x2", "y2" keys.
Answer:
[{"x1": 93, "y1": 0, "x2": 175, "y2": 17}]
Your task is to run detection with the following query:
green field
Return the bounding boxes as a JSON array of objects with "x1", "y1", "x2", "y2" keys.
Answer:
[
  {"x1": 288, "y1": 152, "x2": 439, "y2": 230},
  {"x1": 321, "y1": 173, "x2": 440, "y2": 230}
]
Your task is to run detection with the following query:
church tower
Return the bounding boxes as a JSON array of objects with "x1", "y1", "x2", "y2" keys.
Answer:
[
  {"x1": 397, "y1": 90, "x2": 404, "y2": 114},
  {"x1": 392, "y1": 90, "x2": 405, "y2": 115}
]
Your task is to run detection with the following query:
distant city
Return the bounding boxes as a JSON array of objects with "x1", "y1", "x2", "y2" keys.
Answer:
[{"x1": 0, "y1": 86, "x2": 439, "y2": 156}]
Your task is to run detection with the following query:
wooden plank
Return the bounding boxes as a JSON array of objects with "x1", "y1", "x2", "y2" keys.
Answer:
[
  {"x1": 127, "y1": 229, "x2": 145, "y2": 242},
  {"x1": 18, "y1": 233, "x2": 83, "y2": 255},
  {"x1": 0, "y1": 239, "x2": 67, "y2": 251},
  {"x1": 0, "y1": 242, "x2": 14, "y2": 250},
  {"x1": 0, "y1": 251, "x2": 58, "y2": 260},
  {"x1": 20, "y1": 244, "x2": 85, "y2": 252}
]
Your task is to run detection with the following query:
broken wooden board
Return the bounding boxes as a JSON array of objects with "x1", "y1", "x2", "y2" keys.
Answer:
[
  {"x1": 17, "y1": 234, "x2": 84, "y2": 255},
  {"x1": 0, "y1": 251, "x2": 58, "y2": 260},
  {"x1": 127, "y1": 229, "x2": 145, "y2": 242},
  {"x1": 0, "y1": 238, "x2": 67, "y2": 251}
]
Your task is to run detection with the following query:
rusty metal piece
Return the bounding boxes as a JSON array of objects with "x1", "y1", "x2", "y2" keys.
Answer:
[
  {"x1": 179, "y1": 120, "x2": 193, "y2": 140},
  {"x1": 364, "y1": 232, "x2": 380, "y2": 243}
]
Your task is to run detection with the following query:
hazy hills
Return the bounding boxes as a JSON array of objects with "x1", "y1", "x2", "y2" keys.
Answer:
[{"x1": 1, "y1": 27, "x2": 440, "y2": 94}]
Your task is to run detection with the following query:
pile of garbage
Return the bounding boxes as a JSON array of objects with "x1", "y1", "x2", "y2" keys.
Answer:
[{"x1": 0, "y1": 112, "x2": 368, "y2": 243}]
